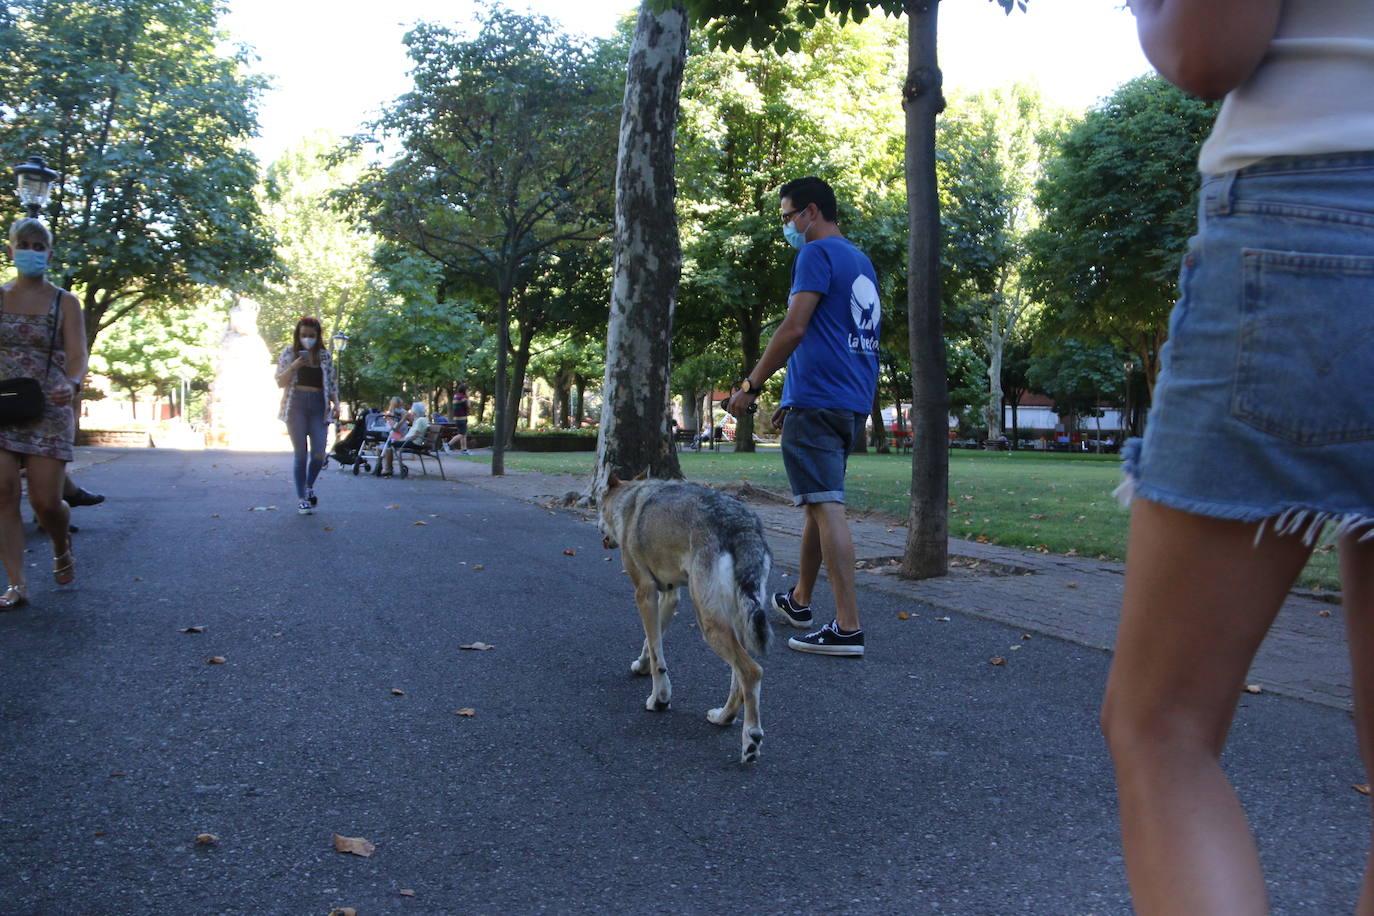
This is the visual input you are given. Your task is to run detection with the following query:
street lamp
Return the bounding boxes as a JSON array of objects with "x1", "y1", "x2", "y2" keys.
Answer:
[
  {"x1": 13, "y1": 156, "x2": 58, "y2": 218},
  {"x1": 331, "y1": 332, "x2": 349, "y2": 354}
]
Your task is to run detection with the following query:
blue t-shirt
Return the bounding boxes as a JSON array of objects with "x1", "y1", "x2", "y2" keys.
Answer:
[{"x1": 780, "y1": 236, "x2": 881, "y2": 414}]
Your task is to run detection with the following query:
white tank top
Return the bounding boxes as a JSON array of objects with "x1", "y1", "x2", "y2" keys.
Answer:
[{"x1": 1198, "y1": 0, "x2": 1374, "y2": 175}]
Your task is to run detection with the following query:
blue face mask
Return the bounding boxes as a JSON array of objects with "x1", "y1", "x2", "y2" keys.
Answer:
[
  {"x1": 12, "y1": 249, "x2": 48, "y2": 278},
  {"x1": 783, "y1": 219, "x2": 808, "y2": 250}
]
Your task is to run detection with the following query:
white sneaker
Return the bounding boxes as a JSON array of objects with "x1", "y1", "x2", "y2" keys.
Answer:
[
  {"x1": 442, "y1": 443, "x2": 452, "y2": 453},
  {"x1": 297, "y1": 500, "x2": 313, "y2": 515}
]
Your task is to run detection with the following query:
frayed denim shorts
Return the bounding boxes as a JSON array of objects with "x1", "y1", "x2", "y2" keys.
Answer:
[
  {"x1": 1121, "y1": 153, "x2": 1374, "y2": 542},
  {"x1": 780, "y1": 407, "x2": 857, "y2": 505}
]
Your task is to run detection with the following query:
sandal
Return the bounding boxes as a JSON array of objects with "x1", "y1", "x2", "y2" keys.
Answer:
[
  {"x1": 0, "y1": 584, "x2": 29, "y2": 609},
  {"x1": 53, "y1": 548, "x2": 75, "y2": 585}
]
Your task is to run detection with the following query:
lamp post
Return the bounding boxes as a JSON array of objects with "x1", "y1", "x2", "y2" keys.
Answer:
[
  {"x1": 330, "y1": 332, "x2": 349, "y2": 420},
  {"x1": 13, "y1": 155, "x2": 58, "y2": 219}
]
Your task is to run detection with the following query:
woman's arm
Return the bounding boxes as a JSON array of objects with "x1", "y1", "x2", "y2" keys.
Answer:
[
  {"x1": 275, "y1": 348, "x2": 300, "y2": 388},
  {"x1": 1130, "y1": 0, "x2": 1283, "y2": 99},
  {"x1": 52, "y1": 291, "x2": 86, "y2": 407}
]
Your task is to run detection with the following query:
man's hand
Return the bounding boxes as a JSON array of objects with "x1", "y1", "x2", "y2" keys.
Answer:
[
  {"x1": 770, "y1": 407, "x2": 787, "y2": 431},
  {"x1": 724, "y1": 389, "x2": 757, "y2": 419}
]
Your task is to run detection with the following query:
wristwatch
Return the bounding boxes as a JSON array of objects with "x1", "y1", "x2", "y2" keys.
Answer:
[{"x1": 738, "y1": 376, "x2": 759, "y2": 396}]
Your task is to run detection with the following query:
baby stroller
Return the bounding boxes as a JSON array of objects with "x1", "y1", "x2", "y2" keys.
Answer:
[
  {"x1": 330, "y1": 411, "x2": 371, "y2": 471},
  {"x1": 348, "y1": 409, "x2": 395, "y2": 476}
]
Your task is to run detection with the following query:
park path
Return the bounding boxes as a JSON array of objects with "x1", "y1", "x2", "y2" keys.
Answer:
[{"x1": 0, "y1": 447, "x2": 1363, "y2": 915}]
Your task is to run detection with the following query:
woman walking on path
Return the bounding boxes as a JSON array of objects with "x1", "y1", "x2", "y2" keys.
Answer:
[
  {"x1": 1103, "y1": 2, "x2": 1374, "y2": 913},
  {"x1": 275, "y1": 317, "x2": 338, "y2": 516},
  {"x1": 0, "y1": 218, "x2": 87, "y2": 608}
]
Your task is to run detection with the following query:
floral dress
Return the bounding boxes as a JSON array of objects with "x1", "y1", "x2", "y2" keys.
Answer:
[{"x1": 0, "y1": 291, "x2": 72, "y2": 461}]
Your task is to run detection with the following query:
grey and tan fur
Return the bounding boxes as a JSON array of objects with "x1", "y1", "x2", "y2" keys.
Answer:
[{"x1": 598, "y1": 475, "x2": 772, "y2": 763}]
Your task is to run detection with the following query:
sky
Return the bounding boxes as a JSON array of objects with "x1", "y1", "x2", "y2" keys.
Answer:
[{"x1": 221, "y1": 0, "x2": 1153, "y2": 166}]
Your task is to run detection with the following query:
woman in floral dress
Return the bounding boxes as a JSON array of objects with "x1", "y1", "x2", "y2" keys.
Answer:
[{"x1": 0, "y1": 218, "x2": 87, "y2": 608}]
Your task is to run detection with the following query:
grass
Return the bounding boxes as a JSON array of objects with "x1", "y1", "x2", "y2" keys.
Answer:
[{"x1": 457, "y1": 447, "x2": 1341, "y2": 591}]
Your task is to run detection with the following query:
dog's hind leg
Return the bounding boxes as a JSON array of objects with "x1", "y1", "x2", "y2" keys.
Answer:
[
  {"x1": 700, "y1": 617, "x2": 764, "y2": 764},
  {"x1": 634, "y1": 581, "x2": 674, "y2": 711}
]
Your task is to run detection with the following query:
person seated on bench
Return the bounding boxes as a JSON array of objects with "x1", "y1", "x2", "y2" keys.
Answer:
[{"x1": 380, "y1": 402, "x2": 429, "y2": 477}]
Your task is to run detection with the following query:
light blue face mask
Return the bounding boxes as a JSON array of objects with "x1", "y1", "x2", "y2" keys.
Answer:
[
  {"x1": 783, "y1": 219, "x2": 808, "y2": 250},
  {"x1": 12, "y1": 249, "x2": 48, "y2": 278}
]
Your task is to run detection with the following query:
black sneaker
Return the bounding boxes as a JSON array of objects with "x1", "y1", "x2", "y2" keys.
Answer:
[
  {"x1": 307, "y1": 488, "x2": 318, "y2": 507},
  {"x1": 772, "y1": 588, "x2": 813, "y2": 628},
  {"x1": 788, "y1": 620, "x2": 864, "y2": 657}
]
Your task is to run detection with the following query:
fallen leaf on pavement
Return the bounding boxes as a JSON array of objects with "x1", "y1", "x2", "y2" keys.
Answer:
[
  {"x1": 562, "y1": 549, "x2": 576, "y2": 556},
  {"x1": 132, "y1": 576, "x2": 142, "y2": 582},
  {"x1": 1065, "y1": 548, "x2": 1079, "y2": 557},
  {"x1": 897, "y1": 611, "x2": 909, "y2": 620},
  {"x1": 179, "y1": 626, "x2": 205, "y2": 634},
  {"x1": 386, "y1": 504, "x2": 399, "y2": 510},
  {"x1": 247, "y1": 506, "x2": 277, "y2": 512},
  {"x1": 328, "y1": 909, "x2": 358, "y2": 916},
  {"x1": 210, "y1": 514, "x2": 220, "y2": 518},
  {"x1": 1021, "y1": 634, "x2": 1032, "y2": 640},
  {"x1": 1066, "y1": 583, "x2": 1078, "y2": 589},
  {"x1": 194, "y1": 833, "x2": 218, "y2": 845},
  {"x1": 400, "y1": 889, "x2": 417, "y2": 897},
  {"x1": 323, "y1": 526, "x2": 333, "y2": 531},
  {"x1": 990, "y1": 657, "x2": 1006, "y2": 666},
  {"x1": 1319, "y1": 609, "x2": 1333, "y2": 618},
  {"x1": 1355, "y1": 785, "x2": 1371, "y2": 796},
  {"x1": 454, "y1": 708, "x2": 476, "y2": 717},
  {"x1": 1244, "y1": 684, "x2": 1262, "y2": 694},
  {"x1": 935, "y1": 617, "x2": 951, "y2": 623},
  {"x1": 390, "y1": 688, "x2": 405, "y2": 696},
  {"x1": 413, "y1": 521, "x2": 427, "y2": 526},
  {"x1": 332, "y1": 835, "x2": 375, "y2": 857},
  {"x1": 459, "y1": 642, "x2": 495, "y2": 651},
  {"x1": 473, "y1": 564, "x2": 485, "y2": 570},
  {"x1": 429, "y1": 514, "x2": 439, "y2": 518},
  {"x1": 206, "y1": 656, "x2": 226, "y2": 665}
]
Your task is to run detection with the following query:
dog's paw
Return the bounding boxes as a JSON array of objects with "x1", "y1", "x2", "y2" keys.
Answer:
[
  {"x1": 630, "y1": 657, "x2": 650, "y2": 676},
  {"x1": 646, "y1": 693, "x2": 671, "y2": 712},
  {"x1": 706, "y1": 707, "x2": 734, "y2": 726},
  {"x1": 740, "y1": 728, "x2": 763, "y2": 764}
]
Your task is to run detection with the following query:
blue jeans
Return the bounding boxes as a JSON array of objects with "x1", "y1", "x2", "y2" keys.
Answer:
[
  {"x1": 780, "y1": 407, "x2": 857, "y2": 505},
  {"x1": 286, "y1": 390, "x2": 327, "y2": 499},
  {"x1": 1123, "y1": 152, "x2": 1374, "y2": 538}
]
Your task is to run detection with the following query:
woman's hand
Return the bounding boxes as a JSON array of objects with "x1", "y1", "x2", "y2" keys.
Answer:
[{"x1": 49, "y1": 383, "x2": 75, "y2": 407}]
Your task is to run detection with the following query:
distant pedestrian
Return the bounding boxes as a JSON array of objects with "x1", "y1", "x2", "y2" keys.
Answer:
[
  {"x1": 275, "y1": 317, "x2": 338, "y2": 515},
  {"x1": 725, "y1": 176, "x2": 881, "y2": 658},
  {"x1": 0, "y1": 218, "x2": 87, "y2": 608},
  {"x1": 1102, "y1": 2, "x2": 1374, "y2": 913},
  {"x1": 445, "y1": 384, "x2": 470, "y2": 454}
]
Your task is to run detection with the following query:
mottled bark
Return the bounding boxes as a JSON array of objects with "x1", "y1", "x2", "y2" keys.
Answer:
[
  {"x1": 593, "y1": 2, "x2": 688, "y2": 496},
  {"x1": 901, "y1": 0, "x2": 950, "y2": 580}
]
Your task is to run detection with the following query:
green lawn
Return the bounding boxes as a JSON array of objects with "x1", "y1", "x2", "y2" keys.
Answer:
[{"x1": 460, "y1": 447, "x2": 1340, "y2": 590}]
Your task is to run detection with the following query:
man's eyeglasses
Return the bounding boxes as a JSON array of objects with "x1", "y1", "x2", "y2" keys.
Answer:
[{"x1": 780, "y1": 206, "x2": 806, "y2": 225}]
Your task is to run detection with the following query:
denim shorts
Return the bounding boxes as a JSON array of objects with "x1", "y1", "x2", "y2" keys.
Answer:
[
  {"x1": 1121, "y1": 153, "x2": 1374, "y2": 542},
  {"x1": 781, "y1": 407, "x2": 856, "y2": 505}
]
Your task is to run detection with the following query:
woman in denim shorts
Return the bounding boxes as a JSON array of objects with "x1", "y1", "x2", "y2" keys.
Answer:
[{"x1": 1103, "y1": 2, "x2": 1374, "y2": 912}]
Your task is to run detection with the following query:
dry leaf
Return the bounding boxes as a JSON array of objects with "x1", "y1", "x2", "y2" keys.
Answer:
[
  {"x1": 272, "y1": 631, "x2": 284, "y2": 638},
  {"x1": 390, "y1": 688, "x2": 405, "y2": 696},
  {"x1": 473, "y1": 564, "x2": 485, "y2": 570},
  {"x1": 1355, "y1": 784, "x2": 1371, "y2": 796},
  {"x1": 1319, "y1": 609, "x2": 1333, "y2": 618},
  {"x1": 179, "y1": 626, "x2": 205, "y2": 634},
  {"x1": 206, "y1": 656, "x2": 226, "y2": 665},
  {"x1": 1066, "y1": 583, "x2": 1078, "y2": 589},
  {"x1": 332, "y1": 834, "x2": 375, "y2": 857},
  {"x1": 93, "y1": 830, "x2": 106, "y2": 836},
  {"x1": 132, "y1": 576, "x2": 142, "y2": 582},
  {"x1": 247, "y1": 506, "x2": 277, "y2": 512},
  {"x1": 412, "y1": 521, "x2": 427, "y2": 526},
  {"x1": 454, "y1": 708, "x2": 476, "y2": 717},
  {"x1": 1065, "y1": 548, "x2": 1079, "y2": 557},
  {"x1": 459, "y1": 642, "x2": 495, "y2": 651},
  {"x1": 194, "y1": 833, "x2": 219, "y2": 846},
  {"x1": 400, "y1": 889, "x2": 417, "y2": 897},
  {"x1": 1021, "y1": 634, "x2": 1032, "y2": 640},
  {"x1": 328, "y1": 909, "x2": 358, "y2": 916},
  {"x1": 897, "y1": 611, "x2": 910, "y2": 620},
  {"x1": 604, "y1": 557, "x2": 613, "y2": 562},
  {"x1": 386, "y1": 504, "x2": 399, "y2": 510},
  {"x1": 562, "y1": 549, "x2": 576, "y2": 556},
  {"x1": 1244, "y1": 684, "x2": 1262, "y2": 694},
  {"x1": 935, "y1": 616, "x2": 951, "y2": 623},
  {"x1": 210, "y1": 514, "x2": 220, "y2": 518},
  {"x1": 990, "y1": 657, "x2": 1006, "y2": 666},
  {"x1": 323, "y1": 526, "x2": 333, "y2": 531}
]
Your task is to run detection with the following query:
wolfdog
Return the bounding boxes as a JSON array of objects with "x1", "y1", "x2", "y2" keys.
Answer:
[{"x1": 598, "y1": 475, "x2": 772, "y2": 763}]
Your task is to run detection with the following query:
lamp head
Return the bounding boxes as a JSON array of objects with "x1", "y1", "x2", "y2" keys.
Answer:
[{"x1": 13, "y1": 156, "x2": 57, "y2": 218}]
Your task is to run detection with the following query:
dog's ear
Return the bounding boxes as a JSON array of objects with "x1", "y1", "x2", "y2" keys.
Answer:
[{"x1": 633, "y1": 469, "x2": 650, "y2": 481}]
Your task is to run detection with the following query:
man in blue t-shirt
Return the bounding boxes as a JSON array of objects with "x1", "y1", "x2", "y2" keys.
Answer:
[{"x1": 725, "y1": 176, "x2": 880, "y2": 658}]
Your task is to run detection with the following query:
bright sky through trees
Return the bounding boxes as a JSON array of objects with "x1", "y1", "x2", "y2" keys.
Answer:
[{"x1": 223, "y1": 0, "x2": 1151, "y2": 165}]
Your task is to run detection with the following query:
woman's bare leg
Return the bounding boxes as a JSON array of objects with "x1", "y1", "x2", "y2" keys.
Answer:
[
  {"x1": 1341, "y1": 531, "x2": 1374, "y2": 916},
  {"x1": 1102, "y1": 498, "x2": 1313, "y2": 915},
  {"x1": 25, "y1": 455, "x2": 70, "y2": 561},
  {"x1": 0, "y1": 451, "x2": 26, "y2": 588}
]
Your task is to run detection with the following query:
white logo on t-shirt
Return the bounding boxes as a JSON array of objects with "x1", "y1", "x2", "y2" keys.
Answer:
[{"x1": 850, "y1": 275, "x2": 880, "y2": 333}]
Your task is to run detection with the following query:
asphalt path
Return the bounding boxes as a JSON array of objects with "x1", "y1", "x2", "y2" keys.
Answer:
[{"x1": 0, "y1": 449, "x2": 1367, "y2": 915}]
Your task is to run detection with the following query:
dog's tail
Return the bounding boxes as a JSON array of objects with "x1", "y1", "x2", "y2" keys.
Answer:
[{"x1": 725, "y1": 540, "x2": 772, "y2": 657}]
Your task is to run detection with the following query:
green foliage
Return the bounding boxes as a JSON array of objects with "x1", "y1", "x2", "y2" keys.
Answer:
[
  {"x1": 257, "y1": 132, "x2": 374, "y2": 350},
  {"x1": 665, "y1": 0, "x2": 1023, "y2": 53},
  {"x1": 1025, "y1": 75, "x2": 1218, "y2": 386},
  {"x1": 88, "y1": 295, "x2": 224, "y2": 413},
  {"x1": 0, "y1": 0, "x2": 275, "y2": 344},
  {"x1": 1026, "y1": 338, "x2": 1126, "y2": 423}
]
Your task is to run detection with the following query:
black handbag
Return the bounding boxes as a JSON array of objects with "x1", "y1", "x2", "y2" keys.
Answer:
[{"x1": 0, "y1": 292, "x2": 62, "y2": 425}]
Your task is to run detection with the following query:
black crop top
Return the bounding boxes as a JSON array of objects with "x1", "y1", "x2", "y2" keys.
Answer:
[{"x1": 297, "y1": 366, "x2": 323, "y2": 387}]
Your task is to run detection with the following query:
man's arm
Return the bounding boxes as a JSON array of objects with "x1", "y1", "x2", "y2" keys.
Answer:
[
  {"x1": 724, "y1": 290, "x2": 820, "y2": 419},
  {"x1": 1130, "y1": 0, "x2": 1282, "y2": 99}
]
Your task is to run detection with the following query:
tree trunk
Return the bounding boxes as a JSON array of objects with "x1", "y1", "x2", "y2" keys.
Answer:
[
  {"x1": 504, "y1": 324, "x2": 536, "y2": 451},
  {"x1": 491, "y1": 285, "x2": 511, "y2": 475},
  {"x1": 900, "y1": 0, "x2": 950, "y2": 581},
  {"x1": 681, "y1": 391, "x2": 701, "y2": 438},
  {"x1": 574, "y1": 375, "x2": 586, "y2": 427},
  {"x1": 593, "y1": 1, "x2": 687, "y2": 496},
  {"x1": 870, "y1": 387, "x2": 888, "y2": 453},
  {"x1": 984, "y1": 335, "x2": 1004, "y2": 442}
]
